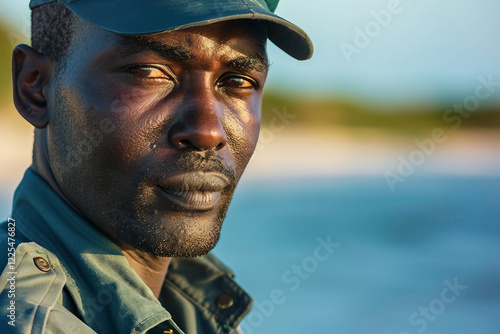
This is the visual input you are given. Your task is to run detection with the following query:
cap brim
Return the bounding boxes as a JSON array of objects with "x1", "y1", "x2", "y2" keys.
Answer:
[{"x1": 31, "y1": 0, "x2": 313, "y2": 60}]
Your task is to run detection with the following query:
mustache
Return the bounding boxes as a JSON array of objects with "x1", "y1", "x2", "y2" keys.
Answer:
[{"x1": 147, "y1": 151, "x2": 236, "y2": 186}]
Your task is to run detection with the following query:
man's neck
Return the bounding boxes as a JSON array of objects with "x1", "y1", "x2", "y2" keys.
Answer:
[{"x1": 119, "y1": 243, "x2": 172, "y2": 298}]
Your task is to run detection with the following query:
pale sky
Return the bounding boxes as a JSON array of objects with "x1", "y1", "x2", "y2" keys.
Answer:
[{"x1": 1, "y1": 0, "x2": 500, "y2": 104}]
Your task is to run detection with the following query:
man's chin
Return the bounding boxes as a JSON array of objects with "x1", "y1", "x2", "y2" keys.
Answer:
[
  {"x1": 114, "y1": 211, "x2": 225, "y2": 258},
  {"x1": 134, "y1": 231, "x2": 222, "y2": 258}
]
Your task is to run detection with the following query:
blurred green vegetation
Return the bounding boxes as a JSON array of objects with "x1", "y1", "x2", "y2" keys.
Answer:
[
  {"x1": 262, "y1": 90, "x2": 500, "y2": 135},
  {"x1": 0, "y1": 22, "x2": 15, "y2": 105}
]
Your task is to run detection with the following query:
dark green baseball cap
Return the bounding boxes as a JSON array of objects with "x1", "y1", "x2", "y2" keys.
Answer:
[{"x1": 29, "y1": 0, "x2": 313, "y2": 60}]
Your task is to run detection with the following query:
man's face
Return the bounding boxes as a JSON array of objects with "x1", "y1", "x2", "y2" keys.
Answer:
[{"x1": 46, "y1": 19, "x2": 268, "y2": 256}]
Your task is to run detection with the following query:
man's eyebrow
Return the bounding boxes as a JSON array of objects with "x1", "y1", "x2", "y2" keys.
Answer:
[
  {"x1": 228, "y1": 55, "x2": 269, "y2": 73},
  {"x1": 117, "y1": 36, "x2": 195, "y2": 62},
  {"x1": 117, "y1": 35, "x2": 268, "y2": 72}
]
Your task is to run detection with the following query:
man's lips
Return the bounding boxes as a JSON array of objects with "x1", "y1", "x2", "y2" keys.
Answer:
[{"x1": 157, "y1": 172, "x2": 230, "y2": 211}]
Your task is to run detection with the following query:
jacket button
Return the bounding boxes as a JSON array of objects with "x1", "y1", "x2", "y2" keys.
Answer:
[
  {"x1": 34, "y1": 257, "x2": 51, "y2": 272},
  {"x1": 216, "y1": 293, "x2": 234, "y2": 309}
]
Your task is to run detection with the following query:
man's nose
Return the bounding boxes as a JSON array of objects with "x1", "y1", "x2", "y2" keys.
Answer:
[{"x1": 168, "y1": 93, "x2": 227, "y2": 152}]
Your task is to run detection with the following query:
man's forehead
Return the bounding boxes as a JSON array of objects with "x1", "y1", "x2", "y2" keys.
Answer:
[
  {"x1": 120, "y1": 20, "x2": 268, "y2": 52},
  {"x1": 68, "y1": 18, "x2": 268, "y2": 71},
  {"x1": 113, "y1": 22, "x2": 269, "y2": 71}
]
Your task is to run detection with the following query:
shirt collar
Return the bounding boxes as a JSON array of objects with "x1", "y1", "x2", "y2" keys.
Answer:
[{"x1": 12, "y1": 168, "x2": 173, "y2": 333}]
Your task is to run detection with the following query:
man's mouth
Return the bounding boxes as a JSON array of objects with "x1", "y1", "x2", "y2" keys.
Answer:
[{"x1": 157, "y1": 172, "x2": 230, "y2": 211}]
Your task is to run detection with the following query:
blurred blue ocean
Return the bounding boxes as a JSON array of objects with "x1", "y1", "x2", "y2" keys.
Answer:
[
  {"x1": 213, "y1": 175, "x2": 500, "y2": 334},
  {"x1": 1, "y1": 175, "x2": 500, "y2": 333}
]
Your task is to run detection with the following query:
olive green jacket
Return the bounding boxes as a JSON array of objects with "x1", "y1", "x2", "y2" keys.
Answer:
[{"x1": 0, "y1": 169, "x2": 252, "y2": 333}]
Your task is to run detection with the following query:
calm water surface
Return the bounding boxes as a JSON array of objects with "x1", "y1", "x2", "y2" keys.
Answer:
[{"x1": 215, "y1": 175, "x2": 500, "y2": 333}]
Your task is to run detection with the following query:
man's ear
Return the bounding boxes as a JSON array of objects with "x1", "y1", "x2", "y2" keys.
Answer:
[{"x1": 12, "y1": 44, "x2": 52, "y2": 129}]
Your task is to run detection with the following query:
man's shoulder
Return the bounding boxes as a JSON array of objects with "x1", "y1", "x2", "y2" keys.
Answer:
[
  {"x1": 0, "y1": 241, "x2": 61, "y2": 331},
  {"x1": 0, "y1": 237, "x2": 96, "y2": 333}
]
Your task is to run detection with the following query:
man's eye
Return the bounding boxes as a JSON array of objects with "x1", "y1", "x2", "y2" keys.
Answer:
[
  {"x1": 220, "y1": 76, "x2": 256, "y2": 89},
  {"x1": 128, "y1": 66, "x2": 169, "y2": 79}
]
